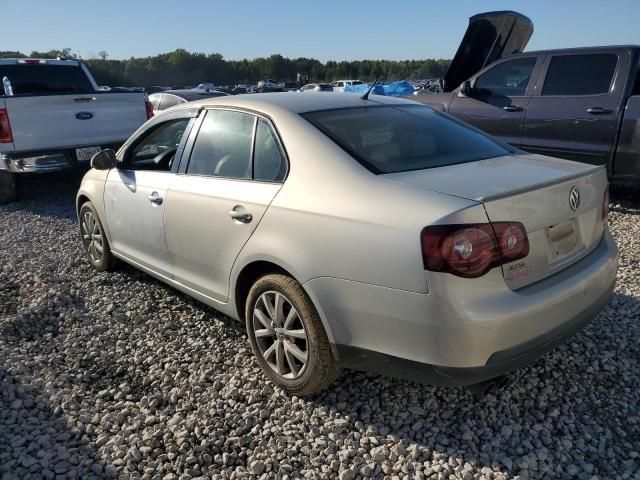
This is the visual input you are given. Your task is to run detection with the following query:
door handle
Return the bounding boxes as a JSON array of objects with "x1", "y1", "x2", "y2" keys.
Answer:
[
  {"x1": 73, "y1": 96, "x2": 96, "y2": 103},
  {"x1": 503, "y1": 105, "x2": 523, "y2": 112},
  {"x1": 148, "y1": 192, "x2": 163, "y2": 205},
  {"x1": 228, "y1": 209, "x2": 252, "y2": 223},
  {"x1": 586, "y1": 107, "x2": 612, "y2": 114}
]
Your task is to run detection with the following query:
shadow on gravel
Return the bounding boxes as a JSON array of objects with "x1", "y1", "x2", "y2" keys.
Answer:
[
  {"x1": 611, "y1": 180, "x2": 640, "y2": 210},
  {"x1": 117, "y1": 262, "x2": 247, "y2": 336},
  {"x1": 0, "y1": 365, "x2": 110, "y2": 479},
  {"x1": 7, "y1": 170, "x2": 85, "y2": 221}
]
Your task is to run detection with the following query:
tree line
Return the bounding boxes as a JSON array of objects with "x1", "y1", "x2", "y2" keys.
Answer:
[{"x1": 0, "y1": 49, "x2": 450, "y2": 87}]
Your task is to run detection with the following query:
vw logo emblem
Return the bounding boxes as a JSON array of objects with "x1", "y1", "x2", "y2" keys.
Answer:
[
  {"x1": 569, "y1": 186, "x2": 580, "y2": 211},
  {"x1": 75, "y1": 111, "x2": 93, "y2": 120}
]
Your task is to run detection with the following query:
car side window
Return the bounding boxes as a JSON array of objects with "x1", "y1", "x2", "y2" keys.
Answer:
[
  {"x1": 542, "y1": 54, "x2": 618, "y2": 96},
  {"x1": 254, "y1": 119, "x2": 286, "y2": 182},
  {"x1": 475, "y1": 57, "x2": 538, "y2": 96},
  {"x1": 187, "y1": 109, "x2": 254, "y2": 179},
  {"x1": 124, "y1": 118, "x2": 190, "y2": 171}
]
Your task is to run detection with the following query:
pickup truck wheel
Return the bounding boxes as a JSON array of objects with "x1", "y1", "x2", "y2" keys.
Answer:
[
  {"x1": 245, "y1": 274, "x2": 340, "y2": 396},
  {"x1": 0, "y1": 172, "x2": 17, "y2": 205},
  {"x1": 79, "y1": 202, "x2": 115, "y2": 272}
]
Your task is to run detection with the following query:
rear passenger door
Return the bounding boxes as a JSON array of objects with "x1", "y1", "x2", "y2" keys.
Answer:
[
  {"x1": 164, "y1": 109, "x2": 287, "y2": 303},
  {"x1": 447, "y1": 55, "x2": 541, "y2": 146},
  {"x1": 521, "y1": 51, "x2": 626, "y2": 165}
]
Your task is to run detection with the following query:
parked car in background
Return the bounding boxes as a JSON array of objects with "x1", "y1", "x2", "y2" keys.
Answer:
[
  {"x1": 282, "y1": 82, "x2": 299, "y2": 92},
  {"x1": 254, "y1": 86, "x2": 284, "y2": 93},
  {"x1": 0, "y1": 58, "x2": 151, "y2": 200},
  {"x1": 300, "y1": 83, "x2": 334, "y2": 92},
  {"x1": 77, "y1": 93, "x2": 616, "y2": 396},
  {"x1": 331, "y1": 79, "x2": 364, "y2": 92},
  {"x1": 194, "y1": 83, "x2": 217, "y2": 92},
  {"x1": 258, "y1": 79, "x2": 280, "y2": 89},
  {"x1": 148, "y1": 89, "x2": 230, "y2": 114},
  {"x1": 412, "y1": 11, "x2": 640, "y2": 181}
]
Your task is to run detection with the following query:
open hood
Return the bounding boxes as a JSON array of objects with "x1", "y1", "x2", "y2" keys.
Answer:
[{"x1": 442, "y1": 11, "x2": 534, "y2": 92}]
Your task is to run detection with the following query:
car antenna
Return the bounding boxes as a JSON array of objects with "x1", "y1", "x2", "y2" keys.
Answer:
[{"x1": 361, "y1": 78, "x2": 379, "y2": 100}]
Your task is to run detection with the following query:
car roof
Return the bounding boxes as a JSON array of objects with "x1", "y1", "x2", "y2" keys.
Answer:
[
  {"x1": 514, "y1": 45, "x2": 639, "y2": 56},
  {"x1": 183, "y1": 92, "x2": 415, "y2": 114}
]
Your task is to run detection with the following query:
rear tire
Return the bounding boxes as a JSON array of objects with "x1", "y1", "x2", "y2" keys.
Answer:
[
  {"x1": 79, "y1": 201, "x2": 116, "y2": 272},
  {"x1": 245, "y1": 274, "x2": 340, "y2": 396}
]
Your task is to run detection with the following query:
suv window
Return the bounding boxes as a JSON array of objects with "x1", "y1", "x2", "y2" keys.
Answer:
[
  {"x1": 475, "y1": 57, "x2": 537, "y2": 96},
  {"x1": 254, "y1": 119, "x2": 286, "y2": 182},
  {"x1": 303, "y1": 105, "x2": 510, "y2": 174},
  {"x1": 187, "y1": 109, "x2": 254, "y2": 179},
  {"x1": 542, "y1": 54, "x2": 618, "y2": 96},
  {"x1": 126, "y1": 118, "x2": 190, "y2": 171},
  {"x1": 0, "y1": 64, "x2": 94, "y2": 96}
]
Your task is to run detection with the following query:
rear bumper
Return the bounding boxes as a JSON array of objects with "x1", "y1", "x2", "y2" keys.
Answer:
[
  {"x1": 0, "y1": 143, "x2": 122, "y2": 173},
  {"x1": 304, "y1": 230, "x2": 618, "y2": 385},
  {"x1": 336, "y1": 278, "x2": 614, "y2": 386}
]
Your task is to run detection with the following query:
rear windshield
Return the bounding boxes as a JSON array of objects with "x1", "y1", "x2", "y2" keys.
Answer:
[
  {"x1": 0, "y1": 64, "x2": 94, "y2": 96},
  {"x1": 302, "y1": 105, "x2": 511, "y2": 174}
]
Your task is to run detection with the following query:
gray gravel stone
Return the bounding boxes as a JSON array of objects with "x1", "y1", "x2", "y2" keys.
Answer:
[{"x1": 0, "y1": 174, "x2": 639, "y2": 479}]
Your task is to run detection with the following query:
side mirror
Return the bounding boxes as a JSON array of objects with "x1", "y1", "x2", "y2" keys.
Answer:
[
  {"x1": 91, "y1": 149, "x2": 117, "y2": 170},
  {"x1": 458, "y1": 80, "x2": 473, "y2": 97}
]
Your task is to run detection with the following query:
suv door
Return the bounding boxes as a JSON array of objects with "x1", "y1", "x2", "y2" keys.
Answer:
[
  {"x1": 104, "y1": 116, "x2": 192, "y2": 276},
  {"x1": 521, "y1": 51, "x2": 627, "y2": 165},
  {"x1": 164, "y1": 109, "x2": 287, "y2": 303},
  {"x1": 447, "y1": 55, "x2": 541, "y2": 146}
]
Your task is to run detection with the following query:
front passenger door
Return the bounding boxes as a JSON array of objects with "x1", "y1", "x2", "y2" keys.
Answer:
[
  {"x1": 448, "y1": 56, "x2": 540, "y2": 146},
  {"x1": 164, "y1": 110, "x2": 287, "y2": 303}
]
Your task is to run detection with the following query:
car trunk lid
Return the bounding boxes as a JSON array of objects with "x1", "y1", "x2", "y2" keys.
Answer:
[
  {"x1": 383, "y1": 154, "x2": 608, "y2": 289},
  {"x1": 443, "y1": 10, "x2": 534, "y2": 92}
]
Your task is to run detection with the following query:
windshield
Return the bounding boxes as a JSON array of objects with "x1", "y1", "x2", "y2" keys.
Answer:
[
  {"x1": 302, "y1": 105, "x2": 511, "y2": 174},
  {"x1": 0, "y1": 64, "x2": 95, "y2": 95}
]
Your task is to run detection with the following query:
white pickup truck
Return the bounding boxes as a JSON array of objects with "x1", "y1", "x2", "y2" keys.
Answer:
[{"x1": 0, "y1": 58, "x2": 151, "y2": 201}]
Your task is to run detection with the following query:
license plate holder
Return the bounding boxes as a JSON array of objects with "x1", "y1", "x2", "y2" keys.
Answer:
[
  {"x1": 76, "y1": 146, "x2": 102, "y2": 162},
  {"x1": 547, "y1": 219, "x2": 578, "y2": 260}
]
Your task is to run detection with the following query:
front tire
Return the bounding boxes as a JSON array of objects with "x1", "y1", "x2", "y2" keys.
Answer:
[
  {"x1": 245, "y1": 274, "x2": 340, "y2": 396},
  {"x1": 79, "y1": 202, "x2": 115, "y2": 272}
]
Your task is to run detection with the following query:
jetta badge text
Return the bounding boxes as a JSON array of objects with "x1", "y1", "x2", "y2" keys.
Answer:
[
  {"x1": 569, "y1": 186, "x2": 580, "y2": 211},
  {"x1": 75, "y1": 112, "x2": 93, "y2": 120}
]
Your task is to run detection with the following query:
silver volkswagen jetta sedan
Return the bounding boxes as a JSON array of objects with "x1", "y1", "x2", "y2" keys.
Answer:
[{"x1": 77, "y1": 93, "x2": 617, "y2": 396}]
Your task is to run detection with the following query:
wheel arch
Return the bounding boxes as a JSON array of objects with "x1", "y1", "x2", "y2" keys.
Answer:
[
  {"x1": 232, "y1": 259, "x2": 338, "y2": 354},
  {"x1": 76, "y1": 194, "x2": 90, "y2": 215}
]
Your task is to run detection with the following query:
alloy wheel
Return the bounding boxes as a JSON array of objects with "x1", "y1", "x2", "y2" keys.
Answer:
[
  {"x1": 253, "y1": 291, "x2": 308, "y2": 379},
  {"x1": 81, "y1": 211, "x2": 104, "y2": 264}
]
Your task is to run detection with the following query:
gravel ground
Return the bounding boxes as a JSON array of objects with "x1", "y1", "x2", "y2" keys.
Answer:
[{"x1": 0, "y1": 173, "x2": 639, "y2": 480}]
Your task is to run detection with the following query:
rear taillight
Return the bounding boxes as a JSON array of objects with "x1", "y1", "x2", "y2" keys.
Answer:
[
  {"x1": 0, "y1": 109, "x2": 13, "y2": 143},
  {"x1": 602, "y1": 186, "x2": 610, "y2": 228},
  {"x1": 145, "y1": 100, "x2": 154, "y2": 120},
  {"x1": 421, "y1": 222, "x2": 529, "y2": 278}
]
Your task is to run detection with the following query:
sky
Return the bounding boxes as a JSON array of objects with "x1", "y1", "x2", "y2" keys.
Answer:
[{"x1": 3, "y1": 0, "x2": 639, "y2": 62}]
